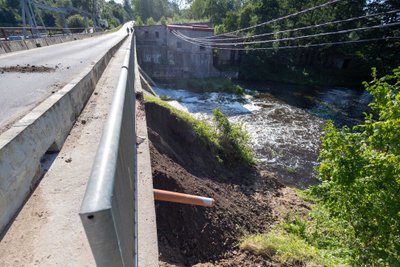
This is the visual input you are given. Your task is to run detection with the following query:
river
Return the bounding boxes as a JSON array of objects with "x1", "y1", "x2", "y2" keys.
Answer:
[{"x1": 152, "y1": 82, "x2": 371, "y2": 188}]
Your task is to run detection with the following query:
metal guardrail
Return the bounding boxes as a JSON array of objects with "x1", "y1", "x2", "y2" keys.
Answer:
[
  {"x1": 80, "y1": 34, "x2": 138, "y2": 267},
  {"x1": 0, "y1": 26, "x2": 93, "y2": 41}
]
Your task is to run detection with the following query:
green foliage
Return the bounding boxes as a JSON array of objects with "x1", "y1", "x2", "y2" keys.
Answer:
[
  {"x1": 190, "y1": 0, "x2": 207, "y2": 20},
  {"x1": 132, "y1": 0, "x2": 180, "y2": 21},
  {"x1": 134, "y1": 16, "x2": 143, "y2": 26},
  {"x1": 159, "y1": 95, "x2": 171, "y2": 101},
  {"x1": 145, "y1": 17, "x2": 155, "y2": 25},
  {"x1": 0, "y1": 0, "x2": 129, "y2": 30},
  {"x1": 217, "y1": 0, "x2": 399, "y2": 86},
  {"x1": 213, "y1": 109, "x2": 255, "y2": 166},
  {"x1": 241, "y1": 208, "x2": 351, "y2": 266},
  {"x1": 214, "y1": 24, "x2": 226, "y2": 35},
  {"x1": 240, "y1": 230, "x2": 323, "y2": 266},
  {"x1": 101, "y1": 0, "x2": 129, "y2": 29},
  {"x1": 159, "y1": 16, "x2": 167, "y2": 25},
  {"x1": 173, "y1": 78, "x2": 244, "y2": 95},
  {"x1": 0, "y1": 0, "x2": 19, "y2": 26},
  {"x1": 144, "y1": 95, "x2": 255, "y2": 167},
  {"x1": 67, "y1": 14, "x2": 85, "y2": 32},
  {"x1": 311, "y1": 67, "x2": 400, "y2": 265},
  {"x1": 144, "y1": 94, "x2": 219, "y2": 147}
]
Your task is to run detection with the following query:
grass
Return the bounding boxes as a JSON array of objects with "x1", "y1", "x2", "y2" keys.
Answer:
[
  {"x1": 145, "y1": 94, "x2": 255, "y2": 166},
  {"x1": 159, "y1": 95, "x2": 171, "y2": 101},
  {"x1": 241, "y1": 230, "x2": 323, "y2": 266},
  {"x1": 240, "y1": 202, "x2": 353, "y2": 267},
  {"x1": 145, "y1": 94, "x2": 219, "y2": 147},
  {"x1": 241, "y1": 223, "x2": 351, "y2": 266},
  {"x1": 292, "y1": 188, "x2": 318, "y2": 203},
  {"x1": 286, "y1": 165, "x2": 297, "y2": 174}
]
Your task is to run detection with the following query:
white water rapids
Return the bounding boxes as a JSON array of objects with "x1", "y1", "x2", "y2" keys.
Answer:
[{"x1": 152, "y1": 85, "x2": 371, "y2": 188}]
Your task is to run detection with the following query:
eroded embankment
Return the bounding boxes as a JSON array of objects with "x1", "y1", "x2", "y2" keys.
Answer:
[{"x1": 145, "y1": 101, "x2": 309, "y2": 266}]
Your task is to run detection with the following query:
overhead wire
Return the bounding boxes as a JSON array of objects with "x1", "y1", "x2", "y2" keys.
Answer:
[
  {"x1": 182, "y1": 9, "x2": 400, "y2": 43},
  {"x1": 198, "y1": 0, "x2": 345, "y2": 39},
  {"x1": 171, "y1": 31, "x2": 400, "y2": 50},
  {"x1": 172, "y1": 21, "x2": 400, "y2": 47}
]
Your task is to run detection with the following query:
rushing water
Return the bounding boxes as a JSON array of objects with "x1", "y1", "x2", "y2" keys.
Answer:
[{"x1": 153, "y1": 82, "x2": 371, "y2": 188}]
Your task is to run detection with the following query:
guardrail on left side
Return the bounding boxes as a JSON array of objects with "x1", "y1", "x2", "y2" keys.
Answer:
[{"x1": 0, "y1": 26, "x2": 102, "y2": 54}]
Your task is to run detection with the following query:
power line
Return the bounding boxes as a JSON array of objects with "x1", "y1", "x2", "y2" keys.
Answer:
[
  {"x1": 185, "y1": 9, "x2": 400, "y2": 43},
  {"x1": 200, "y1": 0, "x2": 345, "y2": 39},
  {"x1": 172, "y1": 31, "x2": 400, "y2": 50},
  {"x1": 173, "y1": 21, "x2": 400, "y2": 47}
]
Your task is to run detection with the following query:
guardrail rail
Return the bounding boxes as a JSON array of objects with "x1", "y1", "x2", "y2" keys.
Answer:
[{"x1": 79, "y1": 34, "x2": 138, "y2": 267}]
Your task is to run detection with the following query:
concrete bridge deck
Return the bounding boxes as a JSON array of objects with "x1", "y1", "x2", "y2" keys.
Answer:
[
  {"x1": 0, "y1": 27, "x2": 158, "y2": 266},
  {"x1": 0, "y1": 25, "x2": 127, "y2": 132}
]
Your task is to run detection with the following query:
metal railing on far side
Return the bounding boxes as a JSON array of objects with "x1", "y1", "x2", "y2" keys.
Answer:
[{"x1": 80, "y1": 34, "x2": 137, "y2": 267}]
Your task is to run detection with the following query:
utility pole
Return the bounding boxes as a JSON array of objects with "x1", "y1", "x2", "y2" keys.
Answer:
[
  {"x1": 20, "y1": 0, "x2": 39, "y2": 39},
  {"x1": 20, "y1": 0, "x2": 26, "y2": 38},
  {"x1": 92, "y1": 0, "x2": 99, "y2": 31}
]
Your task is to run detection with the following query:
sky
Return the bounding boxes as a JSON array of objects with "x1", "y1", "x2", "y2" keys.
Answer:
[
  {"x1": 105, "y1": 0, "x2": 189, "y2": 9},
  {"x1": 106, "y1": 0, "x2": 124, "y2": 4}
]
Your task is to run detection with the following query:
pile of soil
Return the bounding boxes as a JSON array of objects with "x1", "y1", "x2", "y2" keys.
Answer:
[
  {"x1": 0, "y1": 65, "x2": 54, "y2": 74},
  {"x1": 146, "y1": 101, "x2": 309, "y2": 266}
]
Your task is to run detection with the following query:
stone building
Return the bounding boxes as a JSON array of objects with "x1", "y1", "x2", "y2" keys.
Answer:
[{"x1": 135, "y1": 24, "x2": 226, "y2": 80}]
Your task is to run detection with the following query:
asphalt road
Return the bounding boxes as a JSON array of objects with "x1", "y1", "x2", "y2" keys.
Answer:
[{"x1": 0, "y1": 23, "x2": 130, "y2": 131}]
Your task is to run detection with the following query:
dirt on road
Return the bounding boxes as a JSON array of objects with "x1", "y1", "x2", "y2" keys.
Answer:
[
  {"x1": 0, "y1": 65, "x2": 55, "y2": 74},
  {"x1": 145, "y1": 101, "x2": 310, "y2": 266}
]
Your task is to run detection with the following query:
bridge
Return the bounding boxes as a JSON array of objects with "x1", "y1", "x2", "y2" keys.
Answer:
[{"x1": 0, "y1": 23, "x2": 159, "y2": 266}]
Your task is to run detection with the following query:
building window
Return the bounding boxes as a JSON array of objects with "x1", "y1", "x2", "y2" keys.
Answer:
[
  {"x1": 155, "y1": 31, "x2": 159, "y2": 38},
  {"x1": 144, "y1": 31, "x2": 149, "y2": 38},
  {"x1": 200, "y1": 46, "x2": 205, "y2": 51},
  {"x1": 177, "y1": 41, "x2": 182, "y2": 49}
]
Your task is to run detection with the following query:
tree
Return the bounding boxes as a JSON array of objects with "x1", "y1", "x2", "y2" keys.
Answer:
[
  {"x1": 159, "y1": 16, "x2": 167, "y2": 25},
  {"x1": 190, "y1": 0, "x2": 206, "y2": 19},
  {"x1": 132, "y1": 0, "x2": 180, "y2": 21},
  {"x1": 312, "y1": 67, "x2": 400, "y2": 264},
  {"x1": 123, "y1": 0, "x2": 133, "y2": 20},
  {"x1": 146, "y1": 17, "x2": 155, "y2": 25},
  {"x1": 67, "y1": 14, "x2": 85, "y2": 32}
]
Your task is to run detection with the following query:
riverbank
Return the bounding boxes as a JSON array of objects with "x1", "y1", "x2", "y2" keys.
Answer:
[{"x1": 144, "y1": 97, "x2": 311, "y2": 266}]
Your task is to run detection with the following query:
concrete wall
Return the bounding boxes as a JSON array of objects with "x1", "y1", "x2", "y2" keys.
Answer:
[
  {"x1": 0, "y1": 33, "x2": 103, "y2": 55},
  {"x1": 0, "y1": 34, "x2": 127, "y2": 234},
  {"x1": 135, "y1": 25, "x2": 221, "y2": 79}
]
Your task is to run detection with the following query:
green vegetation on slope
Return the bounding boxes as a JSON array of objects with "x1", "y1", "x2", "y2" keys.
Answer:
[
  {"x1": 144, "y1": 94, "x2": 255, "y2": 167},
  {"x1": 241, "y1": 67, "x2": 400, "y2": 266},
  {"x1": 241, "y1": 206, "x2": 352, "y2": 266},
  {"x1": 310, "y1": 67, "x2": 400, "y2": 265}
]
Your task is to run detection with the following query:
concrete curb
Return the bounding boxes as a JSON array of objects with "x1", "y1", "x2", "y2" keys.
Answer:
[
  {"x1": 0, "y1": 34, "x2": 128, "y2": 234},
  {"x1": 134, "y1": 38, "x2": 159, "y2": 265}
]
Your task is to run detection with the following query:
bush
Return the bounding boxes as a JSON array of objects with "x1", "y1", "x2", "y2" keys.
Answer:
[
  {"x1": 144, "y1": 95, "x2": 255, "y2": 167},
  {"x1": 146, "y1": 17, "x2": 155, "y2": 25},
  {"x1": 135, "y1": 16, "x2": 143, "y2": 26},
  {"x1": 213, "y1": 109, "x2": 254, "y2": 166},
  {"x1": 67, "y1": 14, "x2": 85, "y2": 33},
  {"x1": 159, "y1": 16, "x2": 167, "y2": 25},
  {"x1": 311, "y1": 67, "x2": 400, "y2": 265},
  {"x1": 174, "y1": 78, "x2": 245, "y2": 95}
]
